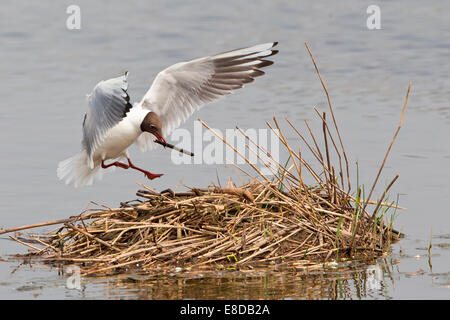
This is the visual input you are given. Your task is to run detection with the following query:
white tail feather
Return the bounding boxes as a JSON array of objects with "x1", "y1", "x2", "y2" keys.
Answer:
[{"x1": 57, "y1": 151, "x2": 103, "y2": 187}]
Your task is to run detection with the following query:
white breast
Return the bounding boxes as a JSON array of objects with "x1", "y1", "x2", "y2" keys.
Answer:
[{"x1": 92, "y1": 107, "x2": 148, "y2": 163}]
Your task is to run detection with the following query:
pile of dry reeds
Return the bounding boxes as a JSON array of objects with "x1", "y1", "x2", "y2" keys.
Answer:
[{"x1": 3, "y1": 43, "x2": 409, "y2": 276}]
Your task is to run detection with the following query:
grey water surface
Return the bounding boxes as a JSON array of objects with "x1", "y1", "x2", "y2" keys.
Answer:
[{"x1": 0, "y1": 0, "x2": 449, "y2": 299}]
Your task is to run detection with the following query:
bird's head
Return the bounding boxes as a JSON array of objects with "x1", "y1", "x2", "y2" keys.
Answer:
[{"x1": 140, "y1": 112, "x2": 166, "y2": 145}]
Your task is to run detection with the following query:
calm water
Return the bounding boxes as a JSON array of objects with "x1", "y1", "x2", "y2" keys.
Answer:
[{"x1": 0, "y1": 0, "x2": 449, "y2": 299}]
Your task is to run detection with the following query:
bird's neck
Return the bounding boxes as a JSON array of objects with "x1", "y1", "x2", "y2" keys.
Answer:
[{"x1": 126, "y1": 105, "x2": 151, "y2": 130}]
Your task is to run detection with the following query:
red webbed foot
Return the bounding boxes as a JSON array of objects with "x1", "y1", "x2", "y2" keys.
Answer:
[
  {"x1": 144, "y1": 172, "x2": 164, "y2": 180},
  {"x1": 126, "y1": 158, "x2": 163, "y2": 180}
]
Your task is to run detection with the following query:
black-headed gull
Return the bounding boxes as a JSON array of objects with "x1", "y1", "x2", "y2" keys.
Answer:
[{"x1": 57, "y1": 42, "x2": 278, "y2": 187}]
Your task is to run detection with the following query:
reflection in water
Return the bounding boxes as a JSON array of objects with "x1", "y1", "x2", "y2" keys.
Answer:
[
  {"x1": 85, "y1": 259, "x2": 399, "y2": 300},
  {"x1": 6, "y1": 243, "x2": 450, "y2": 299}
]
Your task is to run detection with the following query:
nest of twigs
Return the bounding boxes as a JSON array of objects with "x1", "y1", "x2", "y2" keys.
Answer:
[
  {"x1": 26, "y1": 180, "x2": 402, "y2": 276},
  {"x1": 4, "y1": 43, "x2": 409, "y2": 276}
]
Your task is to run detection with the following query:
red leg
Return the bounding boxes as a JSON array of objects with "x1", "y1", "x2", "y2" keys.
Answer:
[
  {"x1": 127, "y1": 158, "x2": 163, "y2": 180},
  {"x1": 101, "y1": 160, "x2": 129, "y2": 169}
]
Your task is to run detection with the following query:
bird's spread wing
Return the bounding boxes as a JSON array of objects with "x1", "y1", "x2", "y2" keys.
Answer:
[
  {"x1": 82, "y1": 72, "x2": 132, "y2": 167},
  {"x1": 137, "y1": 42, "x2": 278, "y2": 151}
]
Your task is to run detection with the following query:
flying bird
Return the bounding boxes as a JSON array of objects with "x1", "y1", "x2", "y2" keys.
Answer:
[{"x1": 57, "y1": 42, "x2": 279, "y2": 187}]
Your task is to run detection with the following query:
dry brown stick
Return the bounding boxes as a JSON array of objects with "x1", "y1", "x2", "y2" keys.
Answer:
[
  {"x1": 215, "y1": 187, "x2": 255, "y2": 202},
  {"x1": 267, "y1": 124, "x2": 303, "y2": 198},
  {"x1": 282, "y1": 118, "x2": 325, "y2": 184},
  {"x1": 304, "y1": 119, "x2": 325, "y2": 163},
  {"x1": 265, "y1": 120, "x2": 323, "y2": 186},
  {"x1": 236, "y1": 127, "x2": 302, "y2": 187},
  {"x1": 307, "y1": 113, "x2": 332, "y2": 200},
  {"x1": 371, "y1": 174, "x2": 400, "y2": 219},
  {"x1": 237, "y1": 227, "x2": 301, "y2": 264},
  {"x1": 322, "y1": 112, "x2": 332, "y2": 186},
  {"x1": 285, "y1": 118, "x2": 323, "y2": 167},
  {"x1": 366, "y1": 174, "x2": 400, "y2": 239},
  {"x1": 270, "y1": 117, "x2": 311, "y2": 210},
  {"x1": 198, "y1": 119, "x2": 270, "y2": 183},
  {"x1": 305, "y1": 42, "x2": 351, "y2": 192},
  {"x1": 0, "y1": 211, "x2": 114, "y2": 236},
  {"x1": 293, "y1": 110, "x2": 403, "y2": 210},
  {"x1": 235, "y1": 126, "x2": 293, "y2": 179},
  {"x1": 237, "y1": 135, "x2": 294, "y2": 194},
  {"x1": 65, "y1": 223, "x2": 122, "y2": 253},
  {"x1": 154, "y1": 139, "x2": 194, "y2": 156},
  {"x1": 302, "y1": 117, "x2": 336, "y2": 205},
  {"x1": 187, "y1": 236, "x2": 234, "y2": 259},
  {"x1": 314, "y1": 108, "x2": 345, "y2": 190},
  {"x1": 9, "y1": 236, "x2": 41, "y2": 251},
  {"x1": 42, "y1": 257, "x2": 108, "y2": 263},
  {"x1": 350, "y1": 82, "x2": 411, "y2": 251},
  {"x1": 230, "y1": 163, "x2": 258, "y2": 181},
  {"x1": 356, "y1": 199, "x2": 406, "y2": 210},
  {"x1": 33, "y1": 237, "x2": 59, "y2": 254},
  {"x1": 272, "y1": 117, "x2": 303, "y2": 182}
]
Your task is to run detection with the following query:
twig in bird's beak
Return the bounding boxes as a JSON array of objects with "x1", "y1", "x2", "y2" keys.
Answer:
[
  {"x1": 153, "y1": 133, "x2": 167, "y2": 147},
  {"x1": 154, "y1": 140, "x2": 194, "y2": 157}
]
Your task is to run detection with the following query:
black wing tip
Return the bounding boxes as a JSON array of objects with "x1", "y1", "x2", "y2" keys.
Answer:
[
  {"x1": 251, "y1": 69, "x2": 265, "y2": 78},
  {"x1": 121, "y1": 88, "x2": 131, "y2": 102},
  {"x1": 267, "y1": 49, "x2": 279, "y2": 58},
  {"x1": 258, "y1": 59, "x2": 274, "y2": 68},
  {"x1": 82, "y1": 113, "x2": 87, "y2": 127},
  {"x1": 123, "y1": 102, "x2": 133, "y2": 118},
  {"x1": 272, "y1": 41, "x2": 278, "y2": 47}
]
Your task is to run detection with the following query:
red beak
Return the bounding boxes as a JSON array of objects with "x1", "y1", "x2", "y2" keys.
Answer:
[{"x1": 154, "y1": 132, "x2": 167, "y2": 146}]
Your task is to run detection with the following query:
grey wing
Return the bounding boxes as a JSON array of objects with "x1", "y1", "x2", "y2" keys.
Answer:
[
  {"x1": 82, "y1": 72, "x2": 132, "y2": 167},
  {"x1": 137, "y1": 42, "x2": 278, "y2": 152}
]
